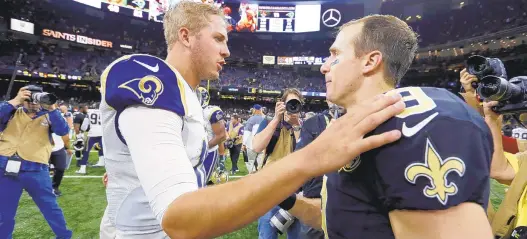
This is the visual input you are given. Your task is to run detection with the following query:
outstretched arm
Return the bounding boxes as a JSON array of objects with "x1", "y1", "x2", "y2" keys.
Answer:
[{"x1": 162, "y1": 93, "x2": 405, "y2": 239}]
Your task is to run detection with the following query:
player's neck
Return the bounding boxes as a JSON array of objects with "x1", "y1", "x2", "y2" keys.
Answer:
[
  {"x1": 166, "y1": 50, "x2": 200, "y2": 90},
  {"x1": 345, "y1": 78, "x2": 394, "y2": 109}
]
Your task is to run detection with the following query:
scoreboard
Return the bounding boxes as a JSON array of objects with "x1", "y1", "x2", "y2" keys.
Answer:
[
  {"x1": 256, "y1": 5, "x2": 295, "y2": 33},
  {"x1": 277, "y1": 56, "x2": 326, "y2": 65},
  {"x1": 102, "y1": 0, "x2": 150, "y2": 20}
]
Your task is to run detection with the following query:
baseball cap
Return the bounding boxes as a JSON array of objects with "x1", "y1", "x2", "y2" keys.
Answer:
[{"x1": 253, "y1": 104, "x2": 262, "y2": 110}]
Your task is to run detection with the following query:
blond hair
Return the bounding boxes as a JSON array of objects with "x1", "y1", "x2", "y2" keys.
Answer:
[
  {"x1": 340, "y1": 15, "x2": 419, "y2": 84},
  {"x1": 163, "y1": 0, "x2": 223, "y2": 50}
]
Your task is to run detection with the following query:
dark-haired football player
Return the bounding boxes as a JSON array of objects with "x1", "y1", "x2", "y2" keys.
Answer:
[{"x1": 281, "y1": 15, "x2": 493, "y2": 239}]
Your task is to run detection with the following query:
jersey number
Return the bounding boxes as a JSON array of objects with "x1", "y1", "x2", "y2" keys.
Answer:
[
  {"x1": 90, "y1": 113, "x2": 101, "y2": 125},
  {"x1": 393, "y1": 87, "x2": 436, "y2": 118}
]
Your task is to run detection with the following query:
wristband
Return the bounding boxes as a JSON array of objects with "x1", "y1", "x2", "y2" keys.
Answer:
[{"x1": 278, "y1": 194, "x2": 297, "y2": 211}]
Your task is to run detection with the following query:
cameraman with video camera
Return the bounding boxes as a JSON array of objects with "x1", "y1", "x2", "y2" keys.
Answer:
[
  {"x1": 0, "y1": 86, "x2": 72, "y2": 239},
  {"x1": 460, "y1": 55, "x2": 527, "y2": 239},
  {"x1": 252, "y1": 88, "x2": 303, "y2": 239}
]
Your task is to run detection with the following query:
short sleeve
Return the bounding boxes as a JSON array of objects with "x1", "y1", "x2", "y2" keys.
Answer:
[
  {"x1": 209, "y1": 109, "x2": 224, "y2": 124},
  {"x1": 73, "y1": 114, "x2": 84, "y2": 124},
  {"x1": 102, "y1": 54, "x2": 188, "y2": 116},
  {"x1": 374, "y1": 117, "x2": 492, "y2": 211},
  {"x1": 256, "y1": 118, "x2": 270, "y2": 135},
  {"x1": 302, "y1": 176, "x2": 323, "y2": 199},
  {"x1": 295, "y1": 115, "x2": 323, "y2": 151}
]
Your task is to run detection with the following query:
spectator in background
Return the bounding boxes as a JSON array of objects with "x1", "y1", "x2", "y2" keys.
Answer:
[
  {"x1": 243, "y1": 104, "x2": 266, "y2": 172},
  {"x1": 49, "y1": 130, "x2": 73, "y2": 197},
  {"x1": 72, "y1": 104, "x2": 88, "y2": 166},
  {"x1": 59, "y1": 105, "x2": 73, "y2": 138},
  {"x1": 252, "y1": 88, "x2": 304, "y2": 239},
  {"x1": 226, "y1": 114, "x2": 244, "y2": 174},
  {"x1": 0, "y1": 86, "x2": 72, "y2": 239}
]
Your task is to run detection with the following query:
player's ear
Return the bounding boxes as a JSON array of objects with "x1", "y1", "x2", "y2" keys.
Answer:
[
  {"x1": 178, "y1": 27, "x2": 191, "y2": 48},
  {"x1": 362, "y1": 50, "x2": 383, "y2": 75}
]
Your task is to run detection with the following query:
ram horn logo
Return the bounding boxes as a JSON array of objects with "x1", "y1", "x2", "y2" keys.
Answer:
[
  {"x1": 322, "y1": 9, "x2": 341, "y2": 27},
  {"x1": 119, "y1": 75, "x2": 164, "y2": 106}
]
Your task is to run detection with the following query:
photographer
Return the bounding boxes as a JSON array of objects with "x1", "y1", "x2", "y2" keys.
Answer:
[
  {"x1": 283, "y1": 100, "x2": 345, "y2": 239},
  {"x1": 459, "y1": 64, "x2": 527, "y2": 238},
  {"x1": 226, "y1": 114, "x2": 244, "y2": 174},
  {"x1": 252, "y1": 88, "x2": 304, "y2": 239},
  {"x1": 0, "y1": 86, "x2": 72, "y2": 239},
  {"x1": 482, "y1": 101, "x2": 527, "y2": 239}
]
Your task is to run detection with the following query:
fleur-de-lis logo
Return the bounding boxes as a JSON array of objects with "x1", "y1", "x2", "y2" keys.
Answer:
[
  {"x1": 339, "y1": 155, "x2": 361, "y2": 173},
  {"x1": 404, "y1": 139, "x2": 466, "y2": 205}
]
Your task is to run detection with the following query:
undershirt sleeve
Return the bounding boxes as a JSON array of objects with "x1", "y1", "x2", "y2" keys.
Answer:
[{"x1": 119, "y1": 105, "x2": 199, "y2": 224}]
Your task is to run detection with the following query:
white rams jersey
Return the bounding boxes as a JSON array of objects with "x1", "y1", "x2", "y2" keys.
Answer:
[
  {"x1": 100, "y1": 54, "x2": 207, "y2": 237},
  {"x1": 203, "y1": 105, "x2": 224, "y2": 152},
  {"x1": 512, "y1": 127, "x2": 527, "y2": 140},
  {"x1": 86, "y1": 109, "x2": 102, "y2": 137}
]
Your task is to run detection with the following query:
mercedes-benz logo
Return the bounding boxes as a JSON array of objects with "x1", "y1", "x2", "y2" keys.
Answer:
[{"x1": 322, "y1": 9, "x2": 341, "y2": 27}]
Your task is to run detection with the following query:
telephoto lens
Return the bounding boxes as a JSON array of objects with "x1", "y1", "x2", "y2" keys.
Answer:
[
  {"x1": 285, "y1": 99, "x2": 302, "y2": 113},
  {"x1": 31, "y1": 92, "x2": 58, "y2": 105},
  {"x1": 478, "y1": 75, "x2": 524, "y2": 102},
  {"x1": 466, "y1": 55, "x2": 507, "y2": 80},
  {"x1": 25, "y1": 85, "x2": 43, "y2": 102},
  {"x1": 467, "y1": 55, "x2": 492, "y2": 78},
  {"x1": 270, "y1": 209, "x2": 296, "y2": 235}
]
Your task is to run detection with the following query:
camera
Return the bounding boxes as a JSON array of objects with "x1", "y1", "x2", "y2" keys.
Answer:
[
  {"x1": 477, "y1": 76, "x2": 527, "y2": 114},
  {"x1": 26, "y1": 85, "x2": 58, "y2": 105},
  {"x1": 224, "y1": 138, "x2": 234, "y2": 149},
  {"x1": 269, "y1": 208, "x2": 296, "y2": 235},
  {"x1": 465, "y1": 56, "x2": 527, "y2": 114},
  {"x1": 467, "y1": 55, "x2": 507, "y2": 80},
  {"x1": 285, "y1": 99, "x2": 302, "y2": 114}
]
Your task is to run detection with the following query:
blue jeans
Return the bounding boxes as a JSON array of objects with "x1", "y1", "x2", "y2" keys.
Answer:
[
  {"x1": 258, "y1": 206, "x2": 301, "y2": 239},
  {"x1": 0, "y1": 161, "x2": 72, "y2": 239}
]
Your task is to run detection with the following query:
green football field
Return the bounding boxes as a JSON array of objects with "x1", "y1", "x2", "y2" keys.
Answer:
[{"x1": 12, "y1": 152, "x2": 507, "y2": 239}]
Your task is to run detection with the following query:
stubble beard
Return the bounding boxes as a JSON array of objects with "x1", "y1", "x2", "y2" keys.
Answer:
[{"x1": 190, "y1": 43, "x2": 218, "y2": 82}]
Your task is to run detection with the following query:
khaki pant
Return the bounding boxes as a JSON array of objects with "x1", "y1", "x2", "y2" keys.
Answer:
[{"x1": 247, "y1": 149, "x2": 264, "y2": 173}]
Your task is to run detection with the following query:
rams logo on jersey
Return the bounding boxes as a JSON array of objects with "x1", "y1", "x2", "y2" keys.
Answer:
[
  {"x1": 404, "y1": 138, "x2": 466, "y2": 205},
  {"x1": 118, "y1": 75, "x2": 164, "y2": 106}
]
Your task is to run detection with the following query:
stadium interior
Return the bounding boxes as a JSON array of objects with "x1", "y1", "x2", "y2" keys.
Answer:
[{"x1": 0, "y1": 0, "x2": 526, "y2": 237}]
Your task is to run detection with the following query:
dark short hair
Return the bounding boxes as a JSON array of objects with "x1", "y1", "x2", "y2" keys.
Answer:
[
  {"x1": 341, "y1": 15, "x2": 419, "y2": 85},
  {"x1": 232, "y1": 114, "x2": 240, "y2": 120}
]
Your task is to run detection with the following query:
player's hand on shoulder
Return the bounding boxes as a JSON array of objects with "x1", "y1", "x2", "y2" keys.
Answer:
[{"x1": 304, "y1": 93, "x2": 405, "y2": 177}]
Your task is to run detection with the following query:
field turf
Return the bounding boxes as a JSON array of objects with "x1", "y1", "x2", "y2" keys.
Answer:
[{"x1": 12, "y1": 152, "x2": 506, "y2": 239}]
